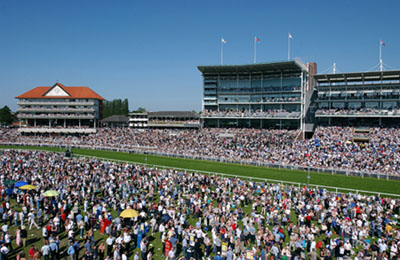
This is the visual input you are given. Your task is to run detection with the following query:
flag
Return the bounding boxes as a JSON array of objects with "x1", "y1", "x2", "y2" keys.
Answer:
[
  {"x1": 380, "y1": 40, "x2": 385, "y2": 46},
  {"x1": 221, "y1": 38, "x2": 227, "y2": 44},
  {"x1": 255, "y1": 36, "x2": 260, "y2": 43},
  {"x1": 289, "y1": 33, "x2": 293, "y2": 39}
]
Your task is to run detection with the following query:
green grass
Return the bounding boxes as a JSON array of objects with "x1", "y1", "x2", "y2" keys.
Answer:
[{"x1": 1, "y1": 145, "x2": 400, "y2": 195}]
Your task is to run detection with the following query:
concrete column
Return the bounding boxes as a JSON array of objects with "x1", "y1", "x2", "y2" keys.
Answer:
[
  {"x1": 34, "y1": 119, "x2": 36, "y2": 127},
  {"x1": 79, "y1": 119, "x2": 81, "y2": 127},
  {"x1": 64, "y1": 119, "x2": 66, "y2": 128},
  {"x1": 49, "y1": 120, "x2": 51, "y2": 127}
]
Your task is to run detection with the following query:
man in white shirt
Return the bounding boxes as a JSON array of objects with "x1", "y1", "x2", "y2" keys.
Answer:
[
  {"x1": 106, "y1": 234, "x2": 115, "y2": 258},
  {"x1": 0, "y1": 244, "x2": 9, "y2": 259}
]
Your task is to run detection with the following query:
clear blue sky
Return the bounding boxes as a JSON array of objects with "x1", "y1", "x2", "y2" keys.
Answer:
[{"x1": 1, "y1": 0, "x2": 399, "y2": 112}]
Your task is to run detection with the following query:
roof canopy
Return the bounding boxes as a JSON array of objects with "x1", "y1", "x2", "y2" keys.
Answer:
[
  {"x1": 198, "y1": 60, "x2": 307, "y2": 74},
  {"x1": 16, "y1": 83, "x2": 104, "y2": 100},
  {"x1": 315, "y1": 70, "x2": 400, "y2": 83}
]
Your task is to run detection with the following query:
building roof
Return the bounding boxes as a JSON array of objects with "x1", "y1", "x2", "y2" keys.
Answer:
[
  {"x1": 149, "y1": 111, "x2": 200, "y2": 119},
  {"x1": 16, "y1": 83, "x2": 105, "y2": 100},
  {"x1": 197, "y1": 60, "x2": 307, "y2": 74},
  {"x1": 101, "y1": 115, "x2": 129, "y2": 123},
  {"x1": 314, "y1": 70, "x2": 400, "y2": 83}
]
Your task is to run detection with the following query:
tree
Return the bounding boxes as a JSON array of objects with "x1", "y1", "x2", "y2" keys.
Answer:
[
  {"x1": 102, "y1": 98, "x2": 130, "y2": 119},
  {"x1": 0, "y1": 106, "x2": 13, "y2": 125},
  {"x1": 122, "y1": 98, "x2": 129, "y2": 115}
]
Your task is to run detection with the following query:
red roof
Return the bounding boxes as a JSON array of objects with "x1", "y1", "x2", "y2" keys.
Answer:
[{"x1": 16, "y1": 83, "x2": 104, "y2": 100}]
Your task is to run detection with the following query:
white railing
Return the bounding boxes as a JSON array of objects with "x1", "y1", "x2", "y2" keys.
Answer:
[
  {"x1": 18, "y1": 108, "x2": 95, "y2": 113},
  {"x1": 18, "y1": 101, "x2": 95, "y2": 106},
  {"x1": 17, "y1": 114, "x2": 95, "y2": 119}
]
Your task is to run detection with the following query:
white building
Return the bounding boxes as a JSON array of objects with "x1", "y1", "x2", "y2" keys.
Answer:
[{"x1": 16, "y1": 82, "x2": 104, "y2": 134}]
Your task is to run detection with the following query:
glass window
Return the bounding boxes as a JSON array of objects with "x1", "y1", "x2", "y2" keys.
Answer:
[
  {"x1": 365, "y1": 102, "x2": 379, "y2": 108},
  {"x1": 332, "y1": 102, "x2": 345, "y2": 109},
  {"x1": 251, "y1": 80, "x2": 261, "y2": 89},
  {"x1": 219, "y1": 80, "x2": 237, "y2": 90},
  {"x1": 383, "y1": 102, "x2": 397, "y2": 109},
  {"x1": 238, "y1": 80, "x2": 250, "y2": 89},
  {"x1": 319, "y1": 102, "x2": 329, "y2": 108},
  {"x1": 348, "y1": 102, "x2": 362, "y2": 109}
]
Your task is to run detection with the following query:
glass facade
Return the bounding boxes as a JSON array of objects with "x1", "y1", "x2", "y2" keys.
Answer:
[
  {"x1": 199, "y1": 62, "x2": 308, "y2": 129},
  {"x1": 315, "y1": 71, "x2": 400, "y2": 126}
]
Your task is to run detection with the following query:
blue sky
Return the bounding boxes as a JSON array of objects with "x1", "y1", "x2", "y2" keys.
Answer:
[{"x1": 1, "y1": 0, "x2": 399, "y2": 112}]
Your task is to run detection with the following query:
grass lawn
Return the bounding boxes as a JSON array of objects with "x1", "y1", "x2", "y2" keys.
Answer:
[{"x1": 1, "y1": 145, "x2": 400, "y2": 196}]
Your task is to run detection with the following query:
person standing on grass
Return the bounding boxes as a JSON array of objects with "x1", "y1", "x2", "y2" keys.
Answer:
[
  {"x1": 140, "y1": 237, "x2": 147, "y2": 260},
  {"x1": 41, "y1": 241, "x2": 50, "y2": 260},
  {"x1": 20, "y1": 225, "x2": 27, "y2": 247},
  {"x1": 3, "y1": 231, "x2": 11, "y2": 252},
  {"x1": 67, "y1": 242, "x2": 75, "y2": 260},
  {"x1": 28, "y1": 245, "x2": 36, "y2": 260},
  {"x1": 49, "y1": 239, "x2": 58, "y2": 260},
  {"x1": 0, "y1": 243, "x2": 9, "y2": 260},
  {"x1": 106, "y1": 234, "x2": 114, "y2": 258},
  {"x1": 15, "y1": 227, "x2": 21, "y2": 247}
]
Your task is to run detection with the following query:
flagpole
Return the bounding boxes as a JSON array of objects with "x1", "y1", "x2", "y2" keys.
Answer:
[
  {"x1": 379, "y1": 41, "x2": 383, "y2": 72},
  {"x1": 254, "y1": 36, "x2": 256, "y2": 64},
  {"x1": 221, "y1": 39, "x2": 223, "y2": 65}
]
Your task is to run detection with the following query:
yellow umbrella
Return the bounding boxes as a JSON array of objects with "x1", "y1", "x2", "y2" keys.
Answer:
[
  {"x1": 43, "y1": 190, "x2": 60, "y2": 197},
  {"x1": 120, "y1": 209, "x2": 139, "y2": 218},
  {"x1": 19, "y1": 184, "x2": 37, "y2": 190}
]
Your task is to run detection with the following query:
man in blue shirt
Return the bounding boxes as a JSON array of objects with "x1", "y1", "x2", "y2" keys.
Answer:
[
  {"x1": 49, "y1": 239, "x2": 58, "y2": 260},
  {"x1": 67, "y1": 242, "x2": 75, "y2": 260},
  {"x1": 214, "y1": 251, "x2": 222, "y2": 260}
]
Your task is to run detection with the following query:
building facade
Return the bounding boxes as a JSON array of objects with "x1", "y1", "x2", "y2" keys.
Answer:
[
  {"x1": 314, "y1": 71, "x2": 400, "y2": 126},
  {"x1": 128, "y1": 111, "x2": 200, "y2": 128},
  {"x1": 198, "y1": 61, "x2": 316, "y2": 130},
  {"x1": 16, "y1": 83, "x2": 104, "y2": 133}
]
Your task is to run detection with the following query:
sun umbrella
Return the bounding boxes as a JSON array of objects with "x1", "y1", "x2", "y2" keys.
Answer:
[
  {"x1": 19, "y1": 184, "x2": 37, "y2": 190},
  {"x1": 120, "y1": 209, "x2": 139, "y2": 218},
  {"x1": 43, "y1": 190, "x2": 60, "y2": 197},
  {"x1": 161, "y1": 214, "x2": 171, "y2": 223},
  {"x1": 15, "y1": 181, "x2": 28, "y2": 188}
]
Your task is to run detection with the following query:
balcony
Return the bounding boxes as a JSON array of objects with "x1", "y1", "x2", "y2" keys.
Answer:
[
  {"x1": 18, "y1": 113, "x2": 96, "y2": 119},
  {"x1": 202, "y1": 110, "x2": 301, "y2": 119},
  {"x1": 18, "y1": 101, "x2": 95, "y2": 106},
  {"x1": 18, "y1": 107, "x2": 95, "y2": 113},
  {"x1": 315, "y1": 108, "x2": 400, "y2": 117}
]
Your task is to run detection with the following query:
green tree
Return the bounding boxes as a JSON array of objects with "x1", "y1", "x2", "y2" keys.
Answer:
[
  {"x1": 0, "y1": 106, "x2": 13, "y2": 125},
  {"x1": 102, "y1": 98, "x2": 130, "y2": 119},
  {"x1": 122, "y1": 98, "x2": 129, "y2": 115}
]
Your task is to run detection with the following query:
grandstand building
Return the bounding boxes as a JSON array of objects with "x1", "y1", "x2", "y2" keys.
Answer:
[
  {"x1": 198, "y1": 61, "x2": 316, "y2": 130},
  {"x1": 16, "y1": 82, "x2": 104, "y2": 134},
  {"x1": 129, "y1": 111, "x2": 200, "y2": 128},
  {"x1": 314, "y1": 70, "x2": 400, "y2": 126}
]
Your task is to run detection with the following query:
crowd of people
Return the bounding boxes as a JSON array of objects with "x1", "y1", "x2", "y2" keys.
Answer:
[
  {"x1": 1, "y1": 126, "x2": 400, "y2": 175},
  {"x1": 315, "y1": 109, "x2": 400, "y2": 116},
  {"x1": 202, "y1": 110, "x2": 300, "y2": 118},
  {"x1": 0, "y1": 149, "x2": 399, "y2": 260}
]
